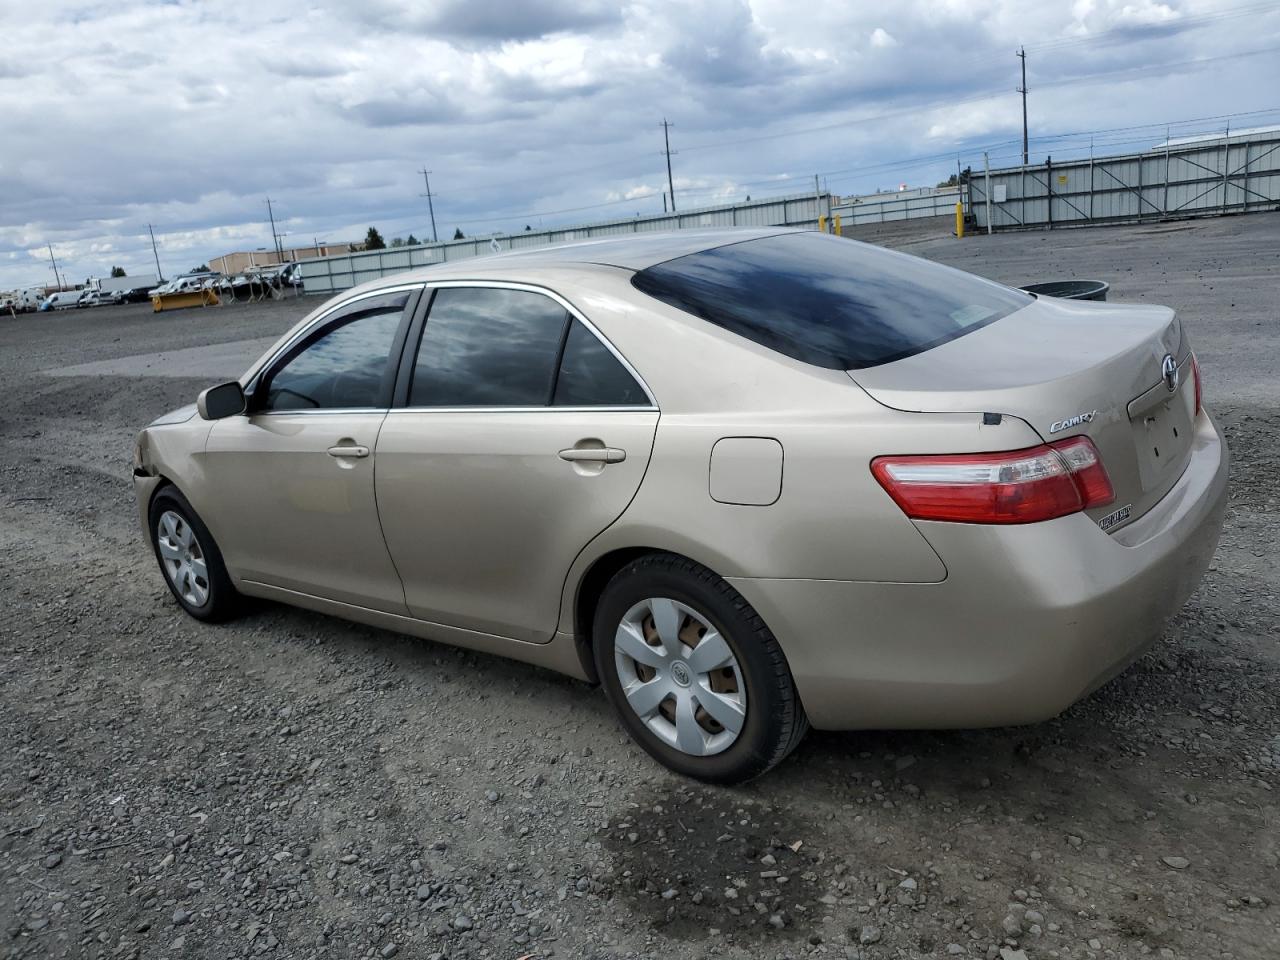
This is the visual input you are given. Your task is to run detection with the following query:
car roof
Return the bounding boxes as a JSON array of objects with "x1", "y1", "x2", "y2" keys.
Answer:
[{"x1": 358, "y1": 227, "x2": 799, "y2": 291}]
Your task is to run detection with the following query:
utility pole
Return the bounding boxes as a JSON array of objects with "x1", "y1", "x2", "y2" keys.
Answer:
[
  {"x1": 983, "y1": 152, "x2": 992, "y2": 235},
  {"x1": 147, "y1": 223, "x2": 164, "y2": 280},
  {"x1": 1017, "y1": 46, "x2": 1029, "y2": 165},
  {"x1": 265, "y1": 198, "x2": 283, "y2": 263},
  {"x1": 661, "y1": 119, "x2": 677, "y2": 211},
  {"x1": 47, "y1": 243, "x2": 62, "y2": 290},
  {"x1": 418, "y1": 168, "x2": 439, "y2": 243}
]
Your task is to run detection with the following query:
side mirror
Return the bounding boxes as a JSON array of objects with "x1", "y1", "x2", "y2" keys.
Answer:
[{"x1": 197, "y1": 381, "x2": 246, "y2": 420}]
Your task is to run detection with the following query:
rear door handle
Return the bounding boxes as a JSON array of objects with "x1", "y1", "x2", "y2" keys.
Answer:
[
  {"x1": 558, "y1": 447, "x2": 626, "y2": 464},
  {"x1": 327, "y1": 444, "x2": 369, "y2": 459}
]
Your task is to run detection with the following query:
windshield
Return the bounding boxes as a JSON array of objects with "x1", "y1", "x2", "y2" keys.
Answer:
[{"x1": 631, "y1": 232, "x2": 1031, "y2": 370}]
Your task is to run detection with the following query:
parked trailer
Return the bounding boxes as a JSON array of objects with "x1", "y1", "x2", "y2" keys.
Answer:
[
  {"x1": 89, "y1": 273, "x2": 159, "y2": 295},
  {"x1": 18, "y1": 288, "x2": 46, "y2": 311},
  {"x1": 2, "y1": 288, "x2": 48, "y2": 313}
]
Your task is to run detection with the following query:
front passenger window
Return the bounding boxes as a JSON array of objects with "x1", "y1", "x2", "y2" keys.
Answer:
[{"x1": 264, "y1": 293, "x2": 409, "y2": 411}]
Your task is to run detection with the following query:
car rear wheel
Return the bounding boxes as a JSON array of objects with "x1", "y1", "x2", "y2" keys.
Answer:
[
  {"x1": 593, "y1": 553, "x2": 808, "y2": 783},
  {"x1": 148, "y1": 487, "x2": 241, "y2": 622}
]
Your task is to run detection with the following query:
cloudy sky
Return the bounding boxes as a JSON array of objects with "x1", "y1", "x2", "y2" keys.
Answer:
[{"x1": 2, "y1": 0, "x2": 1278, "y2": 290}]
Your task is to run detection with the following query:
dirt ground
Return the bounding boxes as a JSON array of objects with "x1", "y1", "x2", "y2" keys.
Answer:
[{"x1": 1, "y1": 215, "x2": 1277, "y2": 960}]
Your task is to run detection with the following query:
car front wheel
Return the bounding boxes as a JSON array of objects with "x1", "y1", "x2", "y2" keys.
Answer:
[
  {"x1": 594, "y1": 553, "x2": 808, "y2": 783},
  {"x1": 148, "y1": 487, "x2": 241, "y2": 622}
]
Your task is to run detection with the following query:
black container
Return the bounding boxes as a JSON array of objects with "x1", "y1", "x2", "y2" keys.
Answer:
[{"x1": 1019, "y1": 280, "x2": 1110, "y2": 301}]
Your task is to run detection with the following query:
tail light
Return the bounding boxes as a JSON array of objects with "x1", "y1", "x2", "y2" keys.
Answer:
[
  {"x1": 1191, "y1": 353, "x2": 1202, "y2": 417},
  {"x1": 871, "y1": 436, "x2": 1114, "y2": 525}
]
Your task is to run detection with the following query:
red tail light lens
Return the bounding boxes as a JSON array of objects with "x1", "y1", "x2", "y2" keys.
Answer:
[
  {"x1": 1049, "y1": 436, "x2": 1115, "y2": 508},
  {"x1": 1191, "y1": 353, "x2": 1202, "y2": 417},
  {"x1": 871, "y1": 437, "x2": 1114, "y2": 525}
]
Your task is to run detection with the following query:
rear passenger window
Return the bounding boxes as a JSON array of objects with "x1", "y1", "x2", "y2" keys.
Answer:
[
  {"x1": 410, "y1": 288, "x2": 567, "y2": 406},
  {"x1": 554, "y1": 320, "x2": 647, "y2": 406}
]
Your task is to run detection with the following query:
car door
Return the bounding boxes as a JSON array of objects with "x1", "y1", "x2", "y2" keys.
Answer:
[
  {"x1": 374, "y1": 282, "x2": 659, "y2": 643},
  {"x1": 201, "y1": 286, "x2": 421, "y2": 613}
]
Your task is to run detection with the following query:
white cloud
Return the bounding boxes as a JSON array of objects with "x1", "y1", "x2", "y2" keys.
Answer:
[{"x1": 0, "y1": 0, "x2": 1276, "y2": 287}]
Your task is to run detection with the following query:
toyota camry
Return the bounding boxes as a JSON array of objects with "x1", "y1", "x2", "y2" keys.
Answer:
[{"x1": 132, "y1": 229, "x2": 1228, "y2": 782}]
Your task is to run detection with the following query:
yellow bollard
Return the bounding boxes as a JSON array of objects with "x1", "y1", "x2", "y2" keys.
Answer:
[
  {"x1": 954, "y1": 202, "x2": 965, "y2": 238},
  {"x1": 818, "y1": 214, "x2": 827, "y2": 233},
  {"x1": 834, "y1": 214, "x2": 842, "y2": 236}
]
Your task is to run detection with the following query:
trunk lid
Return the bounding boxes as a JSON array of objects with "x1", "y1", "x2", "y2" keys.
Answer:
[{"x1": 850, "y1": 295, "x2": 1195, "y2": 532}]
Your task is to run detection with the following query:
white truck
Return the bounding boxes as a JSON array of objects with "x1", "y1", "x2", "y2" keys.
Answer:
[
  {"x1": 41, "y1": 290, "x2": 84, "y2": 310},
  {"x1": 88, "y1": 273, "x2": 160, "y2": 296},
  {"x1": 2, "y1": 288, "x2": 48, "y2": 313}
]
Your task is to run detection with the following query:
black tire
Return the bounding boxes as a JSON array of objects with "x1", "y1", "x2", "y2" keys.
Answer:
[
  {"x1": 593, "y1": 552, "x2": 808, "y2": 784},
  {"x1": 148, "y1": 486, "x2": 242, "y2": 622}
]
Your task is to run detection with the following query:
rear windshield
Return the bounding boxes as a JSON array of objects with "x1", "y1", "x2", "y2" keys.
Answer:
[{"x1": 630, "y1": 232, "x2": 1031, "y2": 369}]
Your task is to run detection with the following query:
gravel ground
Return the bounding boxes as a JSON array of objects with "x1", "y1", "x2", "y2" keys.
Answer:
[{"x1": 2, "y1": 215, "x2": 1278, "y2": 960}]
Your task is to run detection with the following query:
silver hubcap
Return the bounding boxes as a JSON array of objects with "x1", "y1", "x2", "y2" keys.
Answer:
[
  {"x1": 156, "y1": 510, "x2": 210, "y2": 607},
  {"x1": 614, "y1": 597, "x2": 747, "y2": 757}
]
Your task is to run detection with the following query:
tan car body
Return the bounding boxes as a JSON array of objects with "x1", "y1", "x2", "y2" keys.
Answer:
[{"x1": 134, "y1": 230, "x2": 1229, "y2": 730}]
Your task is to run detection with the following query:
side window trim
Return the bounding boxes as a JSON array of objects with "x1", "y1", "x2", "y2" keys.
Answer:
[
  {"x1": 545, "y1": 310, "x2": 575, "y2": 406},
  {"x1": 246, "y1": 284, "x2": 423, "y2": 414},
  {"x1": 392, "y1": 280, "x2": 658, "y2": 411},
  {"x1": 390, "y1": 287, "x2": 435, "y2": 408}
]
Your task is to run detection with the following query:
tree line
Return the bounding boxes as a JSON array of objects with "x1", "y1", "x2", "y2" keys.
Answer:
[{"x1": 360, "y1": 223, "x2": 536, "y2": 251}]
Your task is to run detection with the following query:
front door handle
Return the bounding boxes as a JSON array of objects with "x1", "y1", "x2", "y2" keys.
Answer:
[
  {"x1": 559, "y1": 446, "x2": 626, "y2": 464},
  {"x1": 327, "y1": 444, "x2": 369, "y2": 459}
]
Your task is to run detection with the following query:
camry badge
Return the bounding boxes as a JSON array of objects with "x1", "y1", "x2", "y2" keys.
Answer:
[
  {"x1": 1048, "y1": 410, "x2": 1097, "y2": 434},
  {"x1": 1162, "y1": 354, "x2": 1179, "y2": 392}
]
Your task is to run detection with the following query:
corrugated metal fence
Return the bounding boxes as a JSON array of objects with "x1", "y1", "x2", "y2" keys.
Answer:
[
  {"x1": 832, "y1": 186, "x2": 960, "y2": 225},
  {"x1": 297, "y1": 188, "x2": 966, "y2": 294},
  {"x1": 300, "y1": 192, "x2": 829, "y2": 294},
  {"x1": 971, "y1": 130, "x2": 1280, "y2": 230}
]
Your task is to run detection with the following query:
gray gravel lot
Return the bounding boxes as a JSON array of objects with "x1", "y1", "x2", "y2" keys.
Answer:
[{"x1": 2, "y1": 216, "x2": 1278, "y2": 960}]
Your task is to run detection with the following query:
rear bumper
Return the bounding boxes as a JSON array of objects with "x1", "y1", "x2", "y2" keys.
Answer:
[{"x1": 729, "y1": 411, "x2": 1229, "y2": 730}]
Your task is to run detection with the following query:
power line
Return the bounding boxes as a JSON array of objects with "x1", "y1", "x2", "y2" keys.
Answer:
[
  {"x1": 406, "y1": 33, "x2": 1280, "y2": 208},
  {"x1": 444, "y1": 102, "x2": 1280, "y2": 230},
  {"x1": 681, "y1": 41, "x2": 1280, "y2": 159}
]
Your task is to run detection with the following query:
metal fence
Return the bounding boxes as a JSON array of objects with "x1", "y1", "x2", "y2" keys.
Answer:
[
  {"x1": 296, "y1": 186, "x2": 966, "y2": 294},
  {"x1": 299, "y1": 192, "x2": 830, "y2": 294},
  {"x1": 832, "y1": 186, "x2": 960, "y2": 225},
  {"x1": 971, "y1": 130, "x2": 1280, "y2": 231}
]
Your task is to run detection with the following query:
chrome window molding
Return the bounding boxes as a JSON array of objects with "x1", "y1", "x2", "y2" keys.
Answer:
[
  {"x1": 386, "y1": 405, "x2": 659, "y2": 414},
  {"x1": 244, "y1": 283, "x2": 426, "y2": 389},
  {"x1": 241, "y1": 279, "x2": 659, "y2": 415},
  {"x1": 414, "y1": 279, "x2": 660, "y2": 410},
  {"x1": 251, "y1": 408, "x2": 392, "y2": 417},
  {"x1": 249, "y1": 405, "x2": 658, "y2": 417}
]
